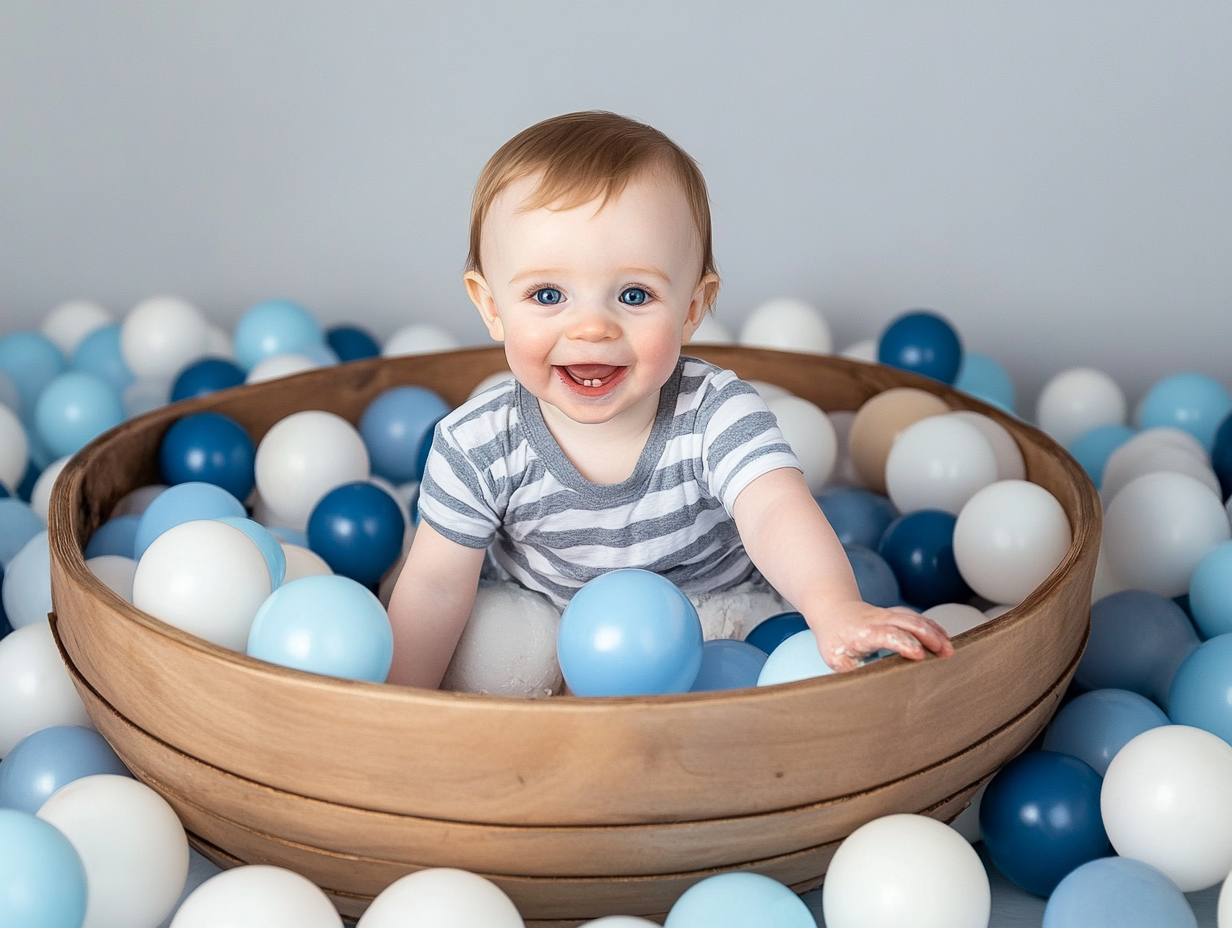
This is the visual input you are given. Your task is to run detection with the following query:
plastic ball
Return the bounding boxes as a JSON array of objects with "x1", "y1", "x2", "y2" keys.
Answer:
[
  {"x1": 825, "y1": 410, "x2": 861, "y2": 486},
  {"x1": 245, "y1": 353, "x2": 319, "y2": 383},
  {"x1": 38, "y1": 773, "x2": 189, "y2": 928},
  {"x1": 579, "y1": 919, "x2": 661, "y2": 928},
  {"x1": 280, "y1": 542, "x2": 333, "y2": 582},
  {"x1": 0, "y1": 330, "x2": 66, "y2": 419},
  {"x1": 953, "y1": 351, "x2": 1016, "y2": 412},
  {"x1": 953, "y1": 480, "x2": 1071, "y2": 605},
  {"x1": 382, "y1": 324, "x2": 460, "y2": 357},
  {"x1": 1169, "y1": 634, "x2": 1232, "y2": 746},
  {"x1": 922, "y1": 602, "x2": 987, "y2": 637},
  {"x1": 120, "y1": 295, "x2": 209, "y2": 382},
  {"x1": 0, "y1": 403, "x2": 28, "y2": 492},
  {"x1": 1068, "y1": 424, "x2": 1136, "y2": 489},
  {"x1": 215, "y1": 517, "x2": 286, "y2": 589},
  {"x1": 687, "y1": 313, "x2": 734, "y2": 345},
  {"x1": 159, "y1": 412, "x2": 256, "y2": 502},
  {"x1": 169, "y1": 864, "x2": 343, "y2": 928},
  {"x1": 823, "y1": 813, "x2": 990, "y2": 928},
  {"x1": 877, "y1": 310, "x2": 963, "y2": 384},
  {"x1": 0, "y1": 498, "x2": 47, "y2": 568},
  {"x1": 688, "y1": 639, "x2": 769, "y2": 691},
  {"x1": 110, "y1": 483, "x2": 166, "y2": 518},
  {"x1": 440, "y1": 583, "x2": 562, "y2": 696},
  {"x1": 664, "y1": 871, "x2": 815, "y2": 928},
  {"x1": 254, "y1": 410, "x2": 370, "y2": 532},
  {"x1": 359, "y1": 386, "x2": 451, "y2": 483},
  {"x1": 356, "y1": 868, "x2": 523, "y2": 928},
  {"x1": 0, "y1": 623, "x2": 93, "y2": 755},
  {"x1": 133, "y1": 519, "x2": 271, "y2": 650},
  {"x1": 170, "y1": 357, "x2": 246, "y2": 401},
  {"x1": 232, "y1": 299, "x2": 323, "y2": 371},
  {"x1": 848, "y1": 388, "x2": 951, "y2": 494},
  {"x1": 87, "y1": 554, "x2": 138, "y2": 603},
  {"x1": 1190, "y1": 541, "x2": 1232, "y2": 636},
  {"x1": 1137, "y1": 372, "x2": 1232, "y2": 453},
  {"x1": 326, "y1": 324, "x2": 381, "y2": 362},
  {"x1": 123, "y1": 378, "x2": 172, "y2": 418},
  {"x1": 0, "y1": 725, "x2": 130, "y2": 814},
  {"x1": 759, "y1": 395, "x2": 833, "y2": 492},
  {"x1": 557, "y1": 570, "x2": 703, "y2": 696},
  {"x1": 815, "y1": 487, "x2": 898, "y2": 550},
  {"x1": 15, "y1": 458, "x2": 41, "y2": 500},
  {"x1": 1103, "y1": 471, "x2": 1230, "y2": 598},
  {"x1": 42, "y1": 299, "x2": 113, "y2": 356},
  {"x1": 34, "y1": 371, "x2": 123, "y2": 458},
  {"x1": 1043, "y1": 688, "x2": 1170, "y2": 776},
  {"x1": 738, "y1": 297, "x2": 832, "y2": 354},
  {"x1": 297, "y1": 341, "x2": 340, "y2": 367},
  {"x1": 71, "y1": 324, "x2": 135, "y2": 394},
  {"x1": 1214, "y1": 413, "x2": 1232, "y2": 500},
  {"x1": 1043, "y1": 857, "x2": 1197, "y2": 928},
  {"x1": 877, "y1": 510, "x2": 971, "y2": 609},
  {"x1": 844, "y1": 544, "x2": 901, "y2": 607},
  {"x1": 2, "y1": 530, "x2": 50, "y2": 629},
  {"x1": 0, "y1": 808, "x2": 88, "y2": 928},
  {"x1": 743, "y1": 611, "x2": 809, "y2": 654},
  {"x1": 29, "y1": 455, "x2": 69, "y2": 523},
  {"x1": 757, "y1": 629, "x2": 835, "y2": 686},
  {"x1": 133, "y1": 481, "x2": 246, "y2": 560},
  {"x1": 1102, "y1": 724, "x2": 1232, "y2": 891},
  {"x1": 885, "y1": 414, "x2": 998, "y2": 515},
  {"x1": 1101, "y1": 438, "x2": 1220, "y2": 503},
  {"x1": 839, "y1": 337, "x2": 878, "y2": 362},
  {"x1": 306, "y1": 482, "x2": 405, "y2": 586},
  {"x1": 1035, "y1": 367, "x2": 1127, "y2": 447}
]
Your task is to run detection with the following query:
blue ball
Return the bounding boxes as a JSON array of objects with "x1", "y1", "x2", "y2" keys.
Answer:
[
  {"x1": 664, "y1": 871, "x2": 816, "y2": 928},
  {"x1": 1136, "y1": 372, "x2": 1232, "y2": 453},
  {"x1": 170, "y1": 357, "x2": 246, "y2": 402},
  {"x1": 844, "y1": 544, "x2": 901, "y2": 607},
  {"x1": 689, "y1": 639, "x2": 769, "y2": 692},
  {"x1": 0, "y1": 498, "x2": 45, "y2": 568},
  {"x1": 877, "y1": 509, "x2": 971, "y2": 609},
  {"x1": 0, "y1": 808, "x2": 89, "y2": 928},
  {"x1": 84, "y1": 514, "x2": 140, "y2": 560},
  {"x1": 1076, "y1": 590, "x2": 1200, "y2": 709},
  {"x1": 266, "y1": 525, "x2": 308, "y2": 548},
  {"x1": 15, "y1": 459, "x2": 40, "y2": 502},
  {"x1": 1067, "y1": 424, "x2": 1136, "y2": 489},
  {"x1": 0, "y1": 331, "x2": 66, "y2": 421},
  {"x1": 247, "y1": 574, "x2": 393, "y2": 682},
  {"x1": 0, "y1": 482, "x2": 7, "y2": 499},
  {"x1": 1168, "y1": 633, "x2": 1232, "y2": 746},
  {"x1": 815, "y1": 486, "x2": 898, "y2": 550},
  {"x1": 327, "y1": 325, "x2": 381, "y2": 362},
  {"x1": 1213, "y1": 412, "x2": 1232, "y2": 501},
  {"x1": 1189, "y1": 540, "x2": 1232, "y2": 638},
  {"x1": 979, "y1": 750, "x2": 1110, "y2": 897},
  {"x1": 70, "y1": 324, "x2": 134, "y2": 395},
  {"x1": 743, "y1": 612, "x2": 809, "y2": 655},
  {"x1": 133, "y1": 482, "x2": 246, "y2": 561},
  {"x1": 1043, "y1": 857, "x2": 1196, "y2": 928},
  {"x1": 558, "y1": 570, "x2": 703, "y2": 696},
  {"x1": 0, "y1": 565, "x2": 10, "y2": 641},
  {"x1": 877, "y1": 310, "x2": 964, "y2": 385},
  {"x1": 1042, "y1": 688, "x2": 1169, "y2": 776},
  {"x1": 359, "y1": 386, "x2": 451, "y2": 483},
  {"x1": 159, "y1": 412, "x2": 256, "y2": 502},
  {"x1": 233, "y1": 299, "x2": 324, "y2": 371},
  {"x1": 306, "y1": 482, "x2": 405, "y2": 587},
  {"x1": 297, "y1": 342, "x2": 340, "y2": 367},
  {"x1": 215, "y1": 516, "x2": 287, "y2": 589},
  {"x1": 0, "y1": 725, "x2": 131, "y2": 814},
  {"x1": 954, "y1": 351, "x2": 1016, "y2": 413},
  {"x1": 757, "y1": 629, "x2": 835, "y2": 686},
  {"x1": 34, "y1": 370, "x2": 125, "y2": 458}
]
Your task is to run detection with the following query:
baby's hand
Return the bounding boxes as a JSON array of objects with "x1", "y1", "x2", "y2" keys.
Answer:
[{"x1": 810, "y1": 601, "x2": 954, "y2": 672}]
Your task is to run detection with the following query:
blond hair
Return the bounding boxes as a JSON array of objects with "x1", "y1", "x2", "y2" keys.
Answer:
[{"x1": 467, "y1": 112, "x2": 716, "y2": 288}]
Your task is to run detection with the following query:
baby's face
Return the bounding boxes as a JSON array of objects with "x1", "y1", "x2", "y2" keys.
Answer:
[{"x1": 466, "y1": 170, "x2": 717, "y2": 428}]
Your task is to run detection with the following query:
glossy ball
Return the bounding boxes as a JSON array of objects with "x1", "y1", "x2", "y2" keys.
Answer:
[
  {"x1": 1044, "y1": 857, "x2": 1197, "y2": 928},
  {"x1": 1068, "y1": 424, "x2": 1136, "y2": 489},
  {"x1": 120, "y1": 295, "x2": 209, "y2": 382},
  {"x1": 922, "y1": 602, "x2": 987, "y2": 637},
  {"x1": 133, "y1": 481, "x2": 246, "y2": 560},
  {"x1": 815, "y1": 487, "x2": 898, "y2": 550},
  {"x1": 0, "y1": 498, "x2": 46, "y2": 568},
  {"x1": 948, "y1": 410, "x2": 1025, "y2": 481},
  {"x1": 738, "y1": 297, "x2": 832, "y2": 354},
  {"x1": 233, "y1": 299, "x2": 323, "y2": 371},
  {"x1": 2, "y1": 530, "x2": 50, "y2": 629},
  {"x1": 71, "y1": 324, "x2": 135, "y2": 395},
  {"x1": 557, "y1": 570, "x2": 703, "y2": 696},
  {"x1": 877, "y1": 310, "x2": 963, "y2": 384},
  {"x1": 757, "y1": 629, "x2": 835, "y2": 686},
  {"x1": 0, "y1": 623, "x2": 93, "y2": 755},
  {"x1": 665, "y1": 871, "x2": 815, "y2": 928},
  {"x1": 245, "y1": 353, "x2": 318, "y2": 383},
  {"x1": 1169, "y1": 634, "x2": 1232, "y2": 746},
  {"x1": 1043, "y1": 688, "x2": 1169, "y2": 776},
  {"x1": 359, "y1": 386, "x2": 450, "y2": 483},
  {"x1": 0, "y1": 808, "x2": 88, "y2": 928},
  {"x1": 159, "y1": 413, "x2": 255, "y2": 504},
  {"x1": 0, "y1": 403, "x2": 28, "y2": 493},
  {"x1": 87, "y1": 554, "x2": 138, "y2": 603},
  {"x1": 1137, "y1": 372, "x2": 1232, "y2": 453},
  {"x1": 1189, "y1": 541, "x2": 1232, "y2": 637},
  {"x1": 1035, "y1": 367, "x2": 1128, "y2": 447},
  {"x1": 28, "y1": 456, "x2": 68, "y2": 523},
  {"x1": 381, "y1": 324, "x2": 460, "y2": 357},
  {"x1": 953, "y1": 351, "x2": 1016, "y2": 412},
  {"x1": 216, "y1": 517, "x2": 287, "y2": 589},
  {"x1": 689, "y1": 639, "x2": 769, "y2": 692},
  {"x1": 356, "y1": 867, "x2": 523, "y2": 928},
  {"x1": 765, "y1": 395, "x2": 836, "y2": 493},
  {"x1": 441, "y1": 583, "x2": 562, "y2": 697},
  {"x1": 0, "y1": 725, "x2": 130, "y2": 814},
  {"x1": 1101, "y1": 436, "x2": 1220, "y2": 503},
  {"x1": 878, "y1": 510, "x2": 971, "y2": 609},
  {"x1": 844, "y1": 544, "x2": 901, "y2": 607},
  {"x1": 743, "y1": 611, "x2": 809, "y2": 654},
  {"x1": 885, "y1": 414, "x2": 998, "y2": 515},
  {"x1": 1213, "y1": 413, "x2": 1232, "y2": 500},
  {"x1": 306, "y1": 482, "x2": 405, "y2": 586},
  {"x1": 170, "y1": 865, "x2": 343, "y2": 928},
  {"x1": 849, "y1": 388, "x2": 950, "y2": 494},
  {"x1": 34, "y1": 370, "x2": 124, "y2": 458},
  {"x1": 0, "y1": 331, "x2": 66, "y2": 420},
  {"x1": 170, "y1": 357, "x2": 246, "y2": 401},
  {"x1": 326, "y1": 325, "x2": 381, "y2": 362}
]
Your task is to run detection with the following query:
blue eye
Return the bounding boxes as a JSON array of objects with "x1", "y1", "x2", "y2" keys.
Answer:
[
  {"x1": 532, "y1": 288, "x2": 563, "y2": 305},
  {"x1": 620, "y1": 287, "x2": 650, "y2": 306}
]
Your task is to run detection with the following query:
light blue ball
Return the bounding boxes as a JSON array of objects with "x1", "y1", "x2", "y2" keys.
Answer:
[
  {"x1": 359, "y1": 386, "x2": 451, "y2": 483},
  {"x1": 246, "y1": 574, "x2": 393, "y2": 682},
  {"x1": 215, "y1": 516, "x2": 286, "y2": 589},
  {"x1": 0, "y1": 498, "x2": 45, "y2": 569},
  {"x1": 297, "y1": 342, "x2": 340, "y2": 367},
  {"x1": 1136, "y1": 372, "x2": 1232, "y2": 453},
  {"x1": 266, "y1": 525, "x2": 309, "y2": 548},
  {"x1": 0, "y1": 808, "x2": 89, "y2": 928},
  {"x1": 1043, "y1": 856, "x2": 1195, "y2": 928},
  {"x1": 1067, "y1": 424, "x2": 1136, "y2": 489},
  {"x1": 757, "y1": 629, "x2": 835, "y2": 686},
  {"x1": 70, "y1": 324, "x2": 134, "y2": 395},
  {"x1": 0, "y1": 725, "x2": 131, "y2": 814},
  {"x1": 0, "y1": 331, "x2": 65, "y2": 422},
  {"x1": 1168, "y1": 633, "x2": 1232, "y2": 746},
  {"x1": 689, "y1": 639, "x2": 769, "y2": 692},
  {"x1": 954, "y1": 351, "x2": 1016, "y2": 413},
  {"x1": 83, "y1": 514, "x2": 140, "y2": 560},
  {"x1": 557, "y1": 569, "x2": 703, "y2": 697},
  {"x1": 664, "y1": 871, "x2": 816, "y2": 928},
  {"x1": 34, "y1": 371, "x2": 125, "y2": 458},
  {"x1": 233, "y1": 299, "x2": 324, "y2": 371},
  {"x1": 2, "y1": 530, "x2": 50, "y2": 630},
  {"x1": 133, "y1": 482, "x2": 246, "y2": 561},
  {"x1": 1042, "y1": 688, "x2": 1169, "y2": 776},
  {"x1": 1189, "y1": 540, "x2": 1232, "y2": 638}
]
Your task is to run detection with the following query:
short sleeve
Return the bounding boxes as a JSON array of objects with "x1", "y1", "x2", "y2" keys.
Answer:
[{"x1": 417, "y1": 417, "x2": 503, "y2": 550}]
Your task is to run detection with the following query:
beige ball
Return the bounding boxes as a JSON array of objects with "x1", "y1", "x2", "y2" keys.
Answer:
[
  {"x1": 441, "y1": 583, "x2": 563, "y2": 697},
  {"x1": 848, "y1": 388, "x2": 951, "y2": 493}
]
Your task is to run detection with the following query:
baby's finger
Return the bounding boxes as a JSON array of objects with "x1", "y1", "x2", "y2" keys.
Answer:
[
  {"x1": 888, "y1": 612, "x2": 954, "y2": 657},
  {"x1": 866, "y1": 626, "x2": 927, "y2": 661}
]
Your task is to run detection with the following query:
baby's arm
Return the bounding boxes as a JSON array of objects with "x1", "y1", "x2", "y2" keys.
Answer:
[
  {"x1": 385, "y1": 521, "x2": 488, "y2": 689},
  {"x1": 732, "y1": 468, "x2": 954, "y2": 671}
]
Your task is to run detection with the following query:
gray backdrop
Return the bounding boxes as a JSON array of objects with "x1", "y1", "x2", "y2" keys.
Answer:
[{"x1": 2, "y1": 2, "x2": 1230, "y2": 408}]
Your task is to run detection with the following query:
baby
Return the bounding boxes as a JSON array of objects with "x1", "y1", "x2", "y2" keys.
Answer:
[{"x1": 386, "y1": 111, "x2": 952, "y2": 689}]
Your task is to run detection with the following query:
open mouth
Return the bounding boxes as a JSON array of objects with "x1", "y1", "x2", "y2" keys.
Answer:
[{"x1": 556, "y1": 364, "x2": 627, "y2": 394}]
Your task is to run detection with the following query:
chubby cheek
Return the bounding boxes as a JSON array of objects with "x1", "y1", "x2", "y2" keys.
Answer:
[{"x1": 501, "y1": 327, "x2": 556, "y2": 387}]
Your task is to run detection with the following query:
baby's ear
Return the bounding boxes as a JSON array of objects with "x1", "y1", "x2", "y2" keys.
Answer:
[
  {"x1": 464, "y1": 271, "x2": 505, "y2": 342},
  {"x1": 682, "y1": 273, "x2": 721, "y2": 343}
]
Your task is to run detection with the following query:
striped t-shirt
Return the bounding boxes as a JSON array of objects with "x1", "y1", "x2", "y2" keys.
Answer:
[{"x1": 418, "y1": 356, "x2": 801, "y2": 608}]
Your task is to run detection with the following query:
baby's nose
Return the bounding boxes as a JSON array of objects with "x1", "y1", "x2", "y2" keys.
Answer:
[{"x1": 566, "y1": 304, "x2": 622, "y2": 341}]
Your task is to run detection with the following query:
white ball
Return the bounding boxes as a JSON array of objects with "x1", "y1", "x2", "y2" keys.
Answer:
[
  {"x1": 947, "y1": 410, "x2": 1025, "y2": 481},
  {"x1": 1102, "y1": 725, "x2": 1232, "y2": 892},
  {"x1": 739, "y1": 297, "x2": 832, "y2": 354},
  {"x1": 133, "y1": 520, "x2": 272, "y2": 650},
  {"x1": 254, "y1": 410, "x2": 370, "y2": 531},
  {"x1": 170, "y1": 865, "x2": 342, "y2": 928},
  {"x1": 468, "y1": 371, "x2": 516, "y2": 400},
  {"x1": 885, "y1": 415, "x2": 998, "y2": 515},
  {"x1": 123, "y1": 378, "x2": 172, "y2": 419},
  {"x1": 953, "y1": 480, "x2": 1072, "y2": 605},
  {"x1": 1035, "y1": 367, "x2": 1127, "y2": 447},
  {"x1": 983, "y1": 603, "x2": 1014, "y2": 620},
  {"x1": 204, "y1": 324, "x2": 236, "y2": 360},
  {"x1": 111, "y1": 484, "x2": 167, "y2": 518},
  {"x1": 823, "y1": 813, "x2": 990, "y2": 928},
  {"x1": 246, "y1": 353, "x2": 319, "y2": 384},
  {"x1": 1220, "y1": 870, "x2": 1232, "y2": 928},
  {"x1": 1103, "y1": 471, "x2": 1230, "y2": 597},
  {"x1": 356, "y1": 868, "x2": 524, "y2": 928},
  {"x1": 441, "y1": 583, "x2": 563, "y2": 697},
  {"x1": 1102, "y1": 440, "x2": 1220, "y2": 503},
  {"x1": 3, "y1": 529, "x2": 51, "y2": 628},
  {"x1": 0, "y1": 622, "x2": 94, "y2": 756},
  {"x1": 30, "y1": 454, "x2": 71, "y2": 522},
  {"x1": 1090, "y1": 536, "x2": 1130, "y2": 602},
  {"x1": 120, "y1": 295, "x2": 209, "y2": 381},
  {"x1": 1128, "y1": 425, "x2": 1210, "y2": 463},
  {"x1": 382, "y1": 324, "x2": 460, "y2": 357},
  {"x1": 38, "y1": 774, "x2": 189, "y2": 928},
  {"x1": 687, "y1": 313, "x2": 734, "y2": 345},
  {"x1": 840, "y1": 338, "x2": 879, "y2": 363},
  {"x1": 0, "y1": 401, "x2": 29, "y2": 491},
  {"x1": 87, "y1": 554, "x2": 138, "y2": 604},
  {"x1": 579, "y1": 919, "x2": 661, "y2": 927},
  {"x1": 922, "y1": 602, "x2": 987, "y2": 637},
  {"x1": 42, "y1": 299, "x2": 114, "y2": 356},
  {"x1": 280, "y1": 543, "x2": 334, "y2": 583},
  {"x1": 746, "y1": 380, "x2": 793, "y2": 403},
  {"x1": 766, "y1": 395, "x2": 836, "y2": 494}
]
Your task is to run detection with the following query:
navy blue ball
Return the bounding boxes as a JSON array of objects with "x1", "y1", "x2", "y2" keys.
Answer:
[
  {"x1": 844, "y1": 544, "x2": 901, "y2": 607},
  {"x1": 877, "y1": 310, "x2": 964, "y2": 384},
  {"x1": 980, "y1": 750, "x2": 1111, "y2": 897},
  {"x1": 170, "y1": 357, "x2": 245, "y2": 402},
  {"x1": 877, "y1": 509, "x2": 971, "y2": 609},
  {"x1": 744, "y1": 612, "x2": 809, "y2": 655},
  {"x1": 307, "y1": 482, "x2": 406, "y2": 586},
  {"x1": 0, "y1": 482, "x2": 8, "y2": 499},
  {"x1": 84, "y1": 515, "x2": 140, "y2": 560},
  {"x1": 0, "y1": 564, "x2": 11, "y2": 640},
  {"x1": 327, "y1": 325, "x2": 381, "y2": 363},
  {"x1": 1213, "y1": 412, "x2": 1232, "y2": 501},
  {"x1": 815, "y1": 487, "x2": 898, "y2": 550},
  {"x1": 16, "y1": 459, "x2": 39, "y2": 502},
  {"x1": 159, "y1": 412, "x2": 256, "y2": 502}
]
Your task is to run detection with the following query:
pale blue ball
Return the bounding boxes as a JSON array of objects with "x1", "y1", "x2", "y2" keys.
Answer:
[
  {"x1": 0, "y1": 725, "x2": 131, "y2": 814},
  {"x1": 1189, "y1": 540, "x2": 1232, "y2": 638},
  {"x1": 0, "y1": 331, "x2": 65, "y2": 421},
  {"x1": 757, "y1": 629, "x2": 835, "y2": 686},
  {"x1": 1041, "y1": 688, "x2": 1169, "y2": 776},
  {"x1": 0, "y1": 498, "x2": 45, "y2": 569},
  {"x1": 1168, "y1": 633, "x2": 1232, "y2": 746},
  {"x1": 34, "y1": 370, "x2": 125, "y2": 458},
  {"x1": 84, "y1": 514, "x2": 140, "y2": 560},
  {"x1": 71, "y1": 324, "x2": 134, "y2": 395},
  {"x1": 954, "y1": 351, "x2": 1016, "y2": 413},
  {"x1": 215, "y1": 516, "x2": 287, "y2": 588},
  {"x1": 0, "y1": 808, "x2": 89, "y2": 928},
  {"x1": 233, "y1": 299, "x2": 324, "y2": 371},
  {"x1": 1136, "y1": 372, "x2": 1232, "y2": 453},
  {"x1": 664, "y1": 871, "x2": 816, "y2": 928},
  {"x1": 2, "y1": 530, "x2": 51, "y2": 629},
  {"x1": 1067, "y1": 424, "x2": 1136, "y2": 489},
  {"x1": 133, "y1": 482, "x2": 246, "y2": 561},
  {"x1": 1043, "y1": 857, "x2": 1195, "y2": 928}
]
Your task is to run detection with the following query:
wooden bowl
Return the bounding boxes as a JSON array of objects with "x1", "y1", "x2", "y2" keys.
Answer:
[{"x1": 48, "y1": 347, "x2": 1100, "y2": 925}]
